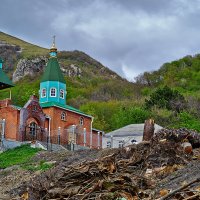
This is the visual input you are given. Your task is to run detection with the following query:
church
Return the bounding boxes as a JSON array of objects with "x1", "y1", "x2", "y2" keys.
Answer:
[{"x1": 0, "y1": 40, "x2": 102, "y2": 150}]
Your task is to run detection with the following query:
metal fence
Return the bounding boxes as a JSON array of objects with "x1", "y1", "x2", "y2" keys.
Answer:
[{"x1": 0, "y1": 121, "x2": 100, "y2": 151}]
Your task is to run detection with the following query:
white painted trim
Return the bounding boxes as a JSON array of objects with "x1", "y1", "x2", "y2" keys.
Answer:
[
  {"x1": 41, "y1": 88, "x2": 46, "y2": 98},
  {"x1": 50, "y1": 87, "x2": 57, "y2": 97},
  {"x1": 59, "y1": 89, "x2": 64, "y2": 99},
  {"x1": 42, "y1": 104, "x2": 92, "y2": 118}
]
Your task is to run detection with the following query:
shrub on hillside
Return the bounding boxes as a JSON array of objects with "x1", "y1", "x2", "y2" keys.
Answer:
[{"x1": 145, "y1": 86, "x2": 186, "y2": 112}]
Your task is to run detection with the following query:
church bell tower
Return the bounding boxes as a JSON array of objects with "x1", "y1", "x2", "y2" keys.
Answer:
[{"x1": 39, "y1": 37, "x2": 66, "y2": 105}]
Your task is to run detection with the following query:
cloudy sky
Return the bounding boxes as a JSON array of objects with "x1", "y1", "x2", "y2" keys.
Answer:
[{"x1": 1, "y1": 0, "x2": 200, "y2": 81}]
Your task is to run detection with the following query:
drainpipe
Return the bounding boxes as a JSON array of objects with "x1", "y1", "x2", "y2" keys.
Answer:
[
  {"x1": 58, "y1": 127, "x2": 61, "y2": 145},
  {"x1": 83, "y1": 128, "x2": 86, "y2": 146},
  {"x1": 2, "y1": 119, "x2": 5, "y2": 141},
  {"x1": 97, "y1": 131, "x2": 100, "y2": 149},
  {"x1": 90, "y1": 117, "x2": 93, "y2": 148},
  {"x1": 46, "y1": 116, "x2": 51, "y2": 144}
]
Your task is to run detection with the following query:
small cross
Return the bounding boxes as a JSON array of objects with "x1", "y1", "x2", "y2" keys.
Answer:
[{"x1": 53, "y1": 35, "x2": 56, "y2": 45}]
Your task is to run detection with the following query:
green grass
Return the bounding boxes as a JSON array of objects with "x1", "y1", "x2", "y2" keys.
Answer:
[
  {"x1": 0, "y1": 31, "x2": 48, "y2": 58},
  {"x1": 22, "y1": 160, "x2": 54, "y2": 172},
  {"x1": 0, "y1": 144, "x2": 41, "y2": 169}
]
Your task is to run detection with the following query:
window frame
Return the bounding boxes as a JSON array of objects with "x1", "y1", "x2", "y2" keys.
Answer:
[
  {"x1": 29, "y1": 122, "x2": 37, "y2": 136},
  {"x1": 79, "y1": 117, "x2": 84, "y2": 125},
  {"x1": 60, "y1": 89, "x2": 64, "y2": 99},
  {"x1": 50, "y1": 87, "x2": 57, "y2": 97},
  {"x1": 41, "y1": 88, "x2": 46, "y2": 98},
  {"x1": 61, "y1": 112, "x2": 66, "y2": 121}
]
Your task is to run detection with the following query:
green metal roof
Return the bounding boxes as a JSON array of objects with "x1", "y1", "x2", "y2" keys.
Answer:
[
  {"x1": 0, "y1": 68, "x2": 14, "y2": 90},
  {"x1": 40, "y1": 101, "x2": 92, "y2": 118},
  {"x1": 41, "y1": 57, "x2": 66, "y2": 83},
  {"x1": 11, "y1": 105, "x2": 22, "y2": 110}
]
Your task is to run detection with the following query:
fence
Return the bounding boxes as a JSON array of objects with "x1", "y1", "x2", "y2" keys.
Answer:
[{"x1": 0, "y1": 121, "x2": 102, "y2": 151}]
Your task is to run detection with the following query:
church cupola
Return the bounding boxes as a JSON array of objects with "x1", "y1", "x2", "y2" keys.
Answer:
[
  {"x1": 39, "y1": 37, "x2": 66, "y2": 105},
  {"x1": 0, "y1": 58, "x2": 14, "y2": 90}
]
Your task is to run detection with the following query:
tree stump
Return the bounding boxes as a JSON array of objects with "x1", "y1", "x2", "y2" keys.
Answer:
[{"x1": 143, "y1": 119, "x2": 155, "y2": 141}]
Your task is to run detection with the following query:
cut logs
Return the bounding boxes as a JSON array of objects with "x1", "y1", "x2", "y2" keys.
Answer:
[{"x1": 11, "y1": 128, "x2": 200, "y2": 200}]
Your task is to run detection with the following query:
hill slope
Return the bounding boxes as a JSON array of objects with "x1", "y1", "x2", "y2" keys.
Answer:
[
  {"x1": 1, "y1": 32, "x2": 200, "y2": 132},
  {"x1": 0, "y1": 32, "x2": 138, "y2": 132}
]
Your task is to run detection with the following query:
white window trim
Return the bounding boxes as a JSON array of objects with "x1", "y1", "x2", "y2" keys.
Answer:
[
  {"x1": 50, "y1": 87, "x2": 57, "y2": 97},
  {"x1": 80, "y1": 117, "x2": 84, "y2": 125},
  {"x1": 60, "y1": 89, "x2": 64, "y2": 99},
  {"x1": 61, "y1": 112, "x2": 66, "y2": 121},
  {"x1": 41, "y1": 88, "x2": 46, "y2": 98}
]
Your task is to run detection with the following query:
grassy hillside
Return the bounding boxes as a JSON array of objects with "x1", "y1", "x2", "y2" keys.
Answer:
[
  {"x1": 0, "y1": 32, "x2": 140, "y2": 132},
  {"x1": 0, "y1": 31, "x2": 48, "y2": 58},
  {"x1": 135, "y1": 54, "x2": 200, "y2": 132},
  {"x1": 1, "y1": 32, "x2": 200, "y2": 132}
]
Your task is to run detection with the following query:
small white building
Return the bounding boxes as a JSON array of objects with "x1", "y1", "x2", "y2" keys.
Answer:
[{"x1": 103, "y1": 123, "x2": 163, "y2": 148}]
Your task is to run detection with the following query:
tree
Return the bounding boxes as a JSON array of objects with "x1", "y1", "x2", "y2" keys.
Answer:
[{"x1": 145, "y1": 86, "x2": 186, "y2": 112}]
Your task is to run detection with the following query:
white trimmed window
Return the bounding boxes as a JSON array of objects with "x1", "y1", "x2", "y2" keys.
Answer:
[
  {"x1": 80, "y1": 117, "x2": 84, "y2": 125},
  {"x1": 60, "y1": 89, "x2": 64, "y2": 99},
  {"x1": 41, "y1": 88, "x2": 46, "y2": 98},
  {"x1": 50, "y1": 88, "x2": 56, "y2": 97},
  {"x1": 61, "y1": 112, "x2": 66, "y2": 121}
]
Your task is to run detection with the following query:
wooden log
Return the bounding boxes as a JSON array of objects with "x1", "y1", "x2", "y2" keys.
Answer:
[
  {"x1": 143, "y1": 119, "x2": 155, "y2": 141},
  {"x1": 160, "y1": 178, "x2": 200, "y2": 200}
]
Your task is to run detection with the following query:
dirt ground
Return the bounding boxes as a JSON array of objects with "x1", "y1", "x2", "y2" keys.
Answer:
[{"x1": 0, "y1": 128, "x2": 200, "y2": 200}]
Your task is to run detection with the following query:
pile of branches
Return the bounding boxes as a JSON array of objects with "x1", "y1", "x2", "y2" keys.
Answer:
[{"x1": 14, "y1": 128, "x2": 200, "y2": 200}]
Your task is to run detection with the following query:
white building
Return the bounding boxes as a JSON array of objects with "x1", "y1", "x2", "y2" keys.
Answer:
[{"x1": 103, "y1": 123, "x2": 163, "y2": 148}]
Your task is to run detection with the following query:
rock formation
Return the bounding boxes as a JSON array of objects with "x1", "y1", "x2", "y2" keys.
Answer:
[{"x1": 12, "y1": 57, "x2": 47, "y2": 82}]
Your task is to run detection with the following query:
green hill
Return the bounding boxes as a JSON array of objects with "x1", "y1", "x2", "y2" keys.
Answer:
[
  {"x1": 1, "y1": 31, "x2": 200, "y2": 132},
  {"x1": 0, "y1": 32, "x2": 139, "y2": 132},
  {"x1": 0, "y1": 31, "x2": 48, "y2": 57}
]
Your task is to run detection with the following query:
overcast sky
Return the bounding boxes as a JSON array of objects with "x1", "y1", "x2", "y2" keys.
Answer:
[{"x1": 1, "y1": 0, "x2": 200, "y2": 81}]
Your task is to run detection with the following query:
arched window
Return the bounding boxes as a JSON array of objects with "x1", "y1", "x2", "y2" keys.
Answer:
[
  {"x1": 61, "y1": 112, "x2": 66, "y2": 121},
  {"x1": 80, "y1": 117, "x2": 84, "y2": 125},
  {"x1": 41, "y1": 88, "x2": 46, "y2": 97},
  {"x1": 60, "y1": 89, "x2": 64, "y2": 99},
  {"x1": 50, "y1": 88, "x2": 56, "y2": 97},
  {"x1": 29, "y1": 122, "x2": 37, "y2": 136}
]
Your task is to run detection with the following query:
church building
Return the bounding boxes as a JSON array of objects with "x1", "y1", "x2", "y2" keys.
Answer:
[{"x1": 0, "y1": 40, "x2": 102, "y2": 150}]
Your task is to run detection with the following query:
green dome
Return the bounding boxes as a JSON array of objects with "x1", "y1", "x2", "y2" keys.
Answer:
[
  {"x1": 41, "y1": 57, "x2": 65, "y2": 83},
  {"x1": 0, "y1": 69, "x2": 14, "y2": 89}
]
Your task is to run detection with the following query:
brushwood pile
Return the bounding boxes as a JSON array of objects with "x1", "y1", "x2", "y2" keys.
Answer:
[{"x1": 11, "y1": 128, "x2": 200, "y2": 200}]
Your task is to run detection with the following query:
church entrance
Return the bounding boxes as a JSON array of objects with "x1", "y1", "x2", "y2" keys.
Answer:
[{"x1": 24, "y1": 121, "x2": 44, "y2": 142}]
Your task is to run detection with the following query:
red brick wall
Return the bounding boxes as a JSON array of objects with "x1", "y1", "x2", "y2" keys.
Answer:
[
  {"x1": 0, "y1": 98, "x2": 102, "y2": 149},
  {"x1": 0, "y1": 102, "x2": 19, "y2": 140},
  {"x1": 92, "y1": 130, "x2": 103, "y2": 149},
  {"x1": 42, "y1": 107, "x2": 93, "y2": 147}
]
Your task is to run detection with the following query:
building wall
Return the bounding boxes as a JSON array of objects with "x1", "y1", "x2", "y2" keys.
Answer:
[
  {"x1": 40, "y1": 81, "x2": 66, "y2": 104},
  {"x1": 103, "y1": 135, "x2": 142, "y2": 149},
  {"x1": 0, "y1": 98, "x2": 102, "y2": 149},
  {"x1": 42, "y1": 107, "x2": 94, "y2": 147},
  {"x1": 92, "y1": 130, "x2": 103, "y2": 149},
  {"x1": 0, "y1": 99, "x2": 19, "y2": 140}
]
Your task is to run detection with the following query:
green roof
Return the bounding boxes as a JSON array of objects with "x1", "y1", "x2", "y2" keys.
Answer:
[
  {"x1": 40, "y1": 101, "x2": 92, "y2": 118},
  {"x1": 41, "y1": 57, "x2": 65, "y2": 83},
  {"x1": 11, "y1": 105, "x2": 22, "y2": 110},
  {"x1": 0, "y1": 68, "x2": 14, "y2": 90}
]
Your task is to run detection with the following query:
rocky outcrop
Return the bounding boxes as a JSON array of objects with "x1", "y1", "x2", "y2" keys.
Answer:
[
  {"x1": 13, "y1": 57, "x2": 83, "y2": 82},
  {"x1": 0, "y1": 41, "x2": 21, "y2": 73},
  {"x1": 12, "y1": 57, "x2": 47, "y2": 82},
  {"x1": 60, "y1": 64, "x2": 82, "y2": 77}
]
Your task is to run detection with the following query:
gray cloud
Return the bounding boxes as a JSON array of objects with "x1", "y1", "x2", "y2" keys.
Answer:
[{"x1": 1, "y1": 0, "x2": 200, "y2": 80}]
